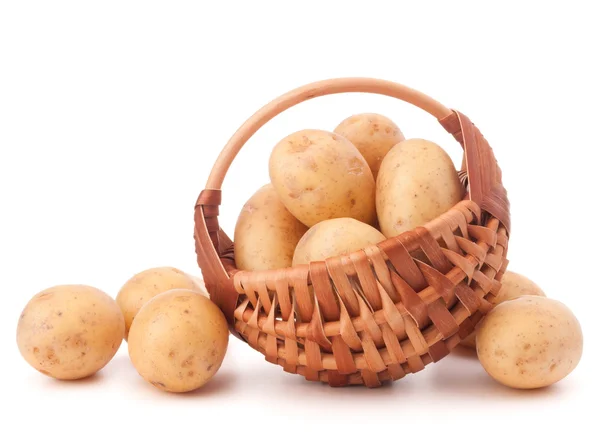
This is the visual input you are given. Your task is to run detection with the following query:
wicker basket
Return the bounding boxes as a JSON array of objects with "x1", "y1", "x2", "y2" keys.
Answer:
[{"x1": 194, "y1": 78, "x2": 510, "y2": 387}]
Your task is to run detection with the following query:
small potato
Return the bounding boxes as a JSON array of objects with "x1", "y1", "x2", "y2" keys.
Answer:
[
  {"x1": 376, "y1": 138, "x2": 463, "y2": 238},
  {"x1": 234, "y1": 184, "x2": 308, "y2": 271},
  {"x1": 292, "y1": 217, "x2": 386, "y2": 265},
  {"x1": 490, "y1": 270, "x2": 546, "y2": 305},
  {"x1": 269, "y1": 129, "x2": 376, "y2": 227},
  {"x1": 334, "y1": 113, "x2": 405, "y2": 177},
  {"x1": 116, "y1": 267, "x2": 204, "y2": 339},
  {"x1": 476, "y1": 296, "x2": 583, "y2": 389},
  {"x1": 17, "y1": 285, "x2": 124, "y2": 380},
  {"x1": 128, "y1": 289, "x2": 229, "y2": 392},
  {"x1": 461, "y1": 270, "x2": 546, "y2": 349}
]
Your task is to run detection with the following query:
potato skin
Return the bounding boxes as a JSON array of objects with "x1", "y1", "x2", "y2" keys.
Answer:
[
  {"x1": 234, "y1": 184, "x2": 307, "y2": 271},
  {"x1": 128, "y1": 289, "x2": 229, "y2": 393},
  {"x1": 17, "y1": 285, "x2": 124, "y2": 380},
  {"x1": 461, "y1": 271, "x2": 546, "y2": 349},
  {"x1": 292, "y1": 217, "x2": 386, "y2": 265},
  {"x1": 476, "y1": 296, "x2": 583, "y2": 389},
  {"x1": 269, "y1": 129, "x2": 376, "y2": 227},
  {"x1": 189, "y1": 275, "x2": 208, "y2": 295},
  {"x1": 334, "y1": 113, "x2": 404, "y2": 177},
  {"x1": 376, "y1": 138, "x2": 463, "y2": 238},
  {"x1": 490, "y1": 270, "x2": 546, "y2": 305},
  {"x1": 116, "y1": 267, "x2": 203, "y2": 339}
]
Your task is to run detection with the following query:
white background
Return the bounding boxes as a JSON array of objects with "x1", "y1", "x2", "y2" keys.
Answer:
[{"x1": 1, "y1": 1, "x2": 598, "y2": 444}]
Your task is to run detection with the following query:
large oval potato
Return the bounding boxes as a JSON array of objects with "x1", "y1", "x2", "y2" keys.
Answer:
[
  {"x1": 461, "y1": 270, "x2": 546, "y2": 349},
  {"x1": 334, "y1": 113, "x2": 405, "y2": 177},
  {"x1": 269, "y1": 129, "x2": 376, "y2": 227},
  {"x1": 292, "y1": 217, "x2": 386, "y2": 265},
  {"x1": 376, "y1": 138, "x2": 463, "y2": 238},
  {"x1": 234, "y1": 184, "x2": 307, "y2": 271},
  {"x1": 128, "y1": 289, "x2": 229, "y2": 393},
  {"x1": 476, "y1": 296, "x2": 583, "y2": 389},
  {"x1": 17, "y1": 285, "x2": 124, "y2": 380},
  {"x1": 116, "y1": 267, "x2": 203, "y2": 339}
]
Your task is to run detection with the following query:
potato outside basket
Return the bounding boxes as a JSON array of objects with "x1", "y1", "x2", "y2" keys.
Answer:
[{"x1": 194, "y1": 78, "x2": 510, "y2": 387}]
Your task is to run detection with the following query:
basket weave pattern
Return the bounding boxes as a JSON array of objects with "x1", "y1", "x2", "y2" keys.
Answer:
[{"x1": 194, "y1": 79, "x2": 510, "y2": 387}]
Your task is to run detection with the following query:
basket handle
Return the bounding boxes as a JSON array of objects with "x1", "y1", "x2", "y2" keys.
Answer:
[
  {"x1": 205, "y1": 78, "x2": 452, "y2": 189},
  {"x1": 194, "y1": 78, "x2": 510, "y2": 322}
]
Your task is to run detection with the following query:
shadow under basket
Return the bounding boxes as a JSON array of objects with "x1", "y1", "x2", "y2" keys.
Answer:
[{"x1": 194, "y1": 78, "x2": 510, "y2": 387}]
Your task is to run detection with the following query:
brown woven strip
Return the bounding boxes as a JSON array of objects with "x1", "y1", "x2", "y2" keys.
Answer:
[
  {"x1": 417, "y1": 261, "x2": 456, "y2": 305},
  {"x1": 360, "y1": 331, "x2": 387, "y2": 373},
  {"x1": 439, "y1": 112, "x2": 462, "y2": 142},
  {"x1": 306, "y1": 302, "x2": 332, "y2": 350},
  {"x1": 377, "y1": 282, "x2": 406, "y2": 336},
  {"x1": 193, "y1": 206, "x2": 240, "y2": 330},
  {"x1": 263, "y1": 295, "x2": 277, "y2": 337},
  {"x1": 338, "y1": 300, "x2": 362, "y2": 350},
  {"x1": 247, "y1": 299, "x2": 261, "y2": 331},
  {"x1": 195, "y1": 189, "x2": 222, "y2": 207},
  {"x1": 290, "y1": 267, "x2": 313, "y2": 322},
  {"x1": 436, "y1": 217, "x2": 461, "y2": 252},
  {"x1": 309, "y1": 261, "x2": 340, "y2": 321},
  {"x1": 326, "y1": 256, "x2": 360, "y2": 316},
  {"x1": 381, "y1": 323, "x2": 406, "y2": 364},
  {"x1": 272, "y1": 271, "x2": 293, "y2": 320},
  {"x1": 357, "y1": 296, "x2": 384, "y2": 345},
  {"x1": 390, "y1": 273, "x2": 429, "y2": 327},
  {"x1": 196, "y1": 189, "x2": 222, "y2": 255},
  {"x1": 405, "y1": 316, "x2": 429, "y2": 356},
  {"x1": 364, "y1": 245, "x2": 398, "y2": 303},
  {"x1": 305, "y1": 339, "x2": 324, "y2": 371},
  {"x1": 454, "y1": 282, "x2": 480, "y2": 314},
  {"x1": 331, "y1": 335, "x2": 357, "y2": 374},
  {"x1": 468, "y1": 225, "x2": 497, "y2": 247},
  {"x1": 265, "y1": 333, "x2": 278, "y2": 365},
  {"x1": 442, "y1": 249, "x2": 476, "y2": 282},
  {"x1": 458, "y1": 316, "x2": 476, "y2": 340},
  {"x1": 327, "y1": 370, "x2": 349, "y2": 387},
  {"x1": 427, "y1": 298, "x2": 459, "y2": 339},
  {"x1": 361, "y1": 369, "x2": 381, "y2": 388},
  {"x1": 283, "y1": 315, "x2": 298, "y2": 374},
  {"x1": 304, "y1": 367, "x2": 320, "y2": 382},
  {"x1": 383, "y1": 236, "x2": 428, "y2": 291},
  {"x1": 386, "y1": 363, "x2": 406, "y2": 380},
  {"x1": 440, "y1": 111, "x2": 510, "y2": 233},
  {"x1": 428, "y1": 340, "x2": 450, "y2": 362},
  {"x1": 351, "y1": 250, "x2": 383, "y2": 311},
  {"x1": 254, "y1": 276, "x2": 272, "y2": 314},
  {"x1": 415, "y1": 227, "x2": 453, "y2": 273}
]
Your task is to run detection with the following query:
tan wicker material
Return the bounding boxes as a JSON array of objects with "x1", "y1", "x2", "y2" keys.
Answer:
[{"x1": 194, "y1": 78, "x2": 510, "y2": 387}]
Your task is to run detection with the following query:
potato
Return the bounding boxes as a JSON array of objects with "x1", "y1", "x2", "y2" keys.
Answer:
[
  {"x1": 234, "y1": 184, "x2": 308, "y2": 271},
  {"x1": 17, "y1": 285, "x2": 124, "y2": 380},
  {"x1": 189, "y1": 275, "x2": 208, "y2": 295},
  {"x1": 116, "y1": 267, "x2": 203, "y2": 339},
  {"x1": 476, "y1": 296, "x2": 583, "y2": 389},
  {"x1": 293, "y1": 217, "x2": 386, "y2": 265},
  {"x1": 489, "y1": 270, "x2": 546, "y2": 305},
  {"x1": 376, "y1": 138, "x2": 463, "y2": 238},
  {"x1": 269, "y1": 129, "x2": 376, "y2": 227},
  {"x1": 334, "y1": 113, "x2": 405, "y2": 177},
  {"x1": 461, "y1": 270, "x2": 546, "y2": 349},
  {"x1": 128, "y1": 289, "x2": 229, "y2": 392}
]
